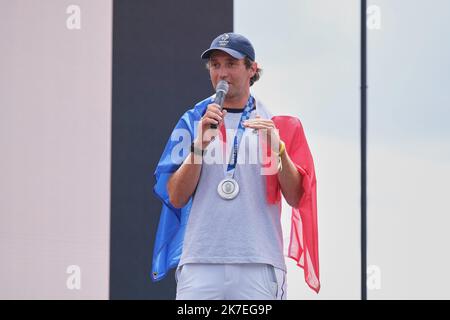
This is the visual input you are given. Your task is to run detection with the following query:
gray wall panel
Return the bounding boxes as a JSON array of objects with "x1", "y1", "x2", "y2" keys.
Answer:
[{"x1": 0, "y1": 0, "x2": 112, "y2": 299}]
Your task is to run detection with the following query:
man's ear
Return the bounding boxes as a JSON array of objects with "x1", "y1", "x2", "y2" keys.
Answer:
[{"x1": 251, "y1": 62, "x2": 258, "y2": 76}]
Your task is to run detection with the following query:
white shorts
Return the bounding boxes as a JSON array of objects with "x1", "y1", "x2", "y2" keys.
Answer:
[{"x1": 175, "y1": 263, "x2": 287, "y2": 300}]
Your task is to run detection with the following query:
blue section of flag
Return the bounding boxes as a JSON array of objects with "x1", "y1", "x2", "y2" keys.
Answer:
[{"x1": 151, "y1": 96, "x2": 212, "y2": 281}]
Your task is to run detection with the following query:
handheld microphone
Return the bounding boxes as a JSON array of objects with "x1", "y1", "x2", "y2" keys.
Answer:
[{"x1": 210, "y1": 80, "x2": 229, "y2": 129}]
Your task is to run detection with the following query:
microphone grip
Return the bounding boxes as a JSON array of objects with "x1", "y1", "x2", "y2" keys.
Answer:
[{"x1": 210, "y1": 91, "x2": 225, "y2": 129}]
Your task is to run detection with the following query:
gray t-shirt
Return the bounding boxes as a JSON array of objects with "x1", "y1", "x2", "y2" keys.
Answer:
[{"x1": 179, "y1": 108, "x2": 286, "y2": 272}]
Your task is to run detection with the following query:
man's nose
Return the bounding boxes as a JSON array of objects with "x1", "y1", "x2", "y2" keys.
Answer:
[{"x1": 218, "y1": 66, "x2": 229, "y2": 79}]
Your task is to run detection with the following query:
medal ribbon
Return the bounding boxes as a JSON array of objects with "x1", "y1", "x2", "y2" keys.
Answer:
[{"x1": 220, "y1": 95, "x2": 254, "y2": 179}]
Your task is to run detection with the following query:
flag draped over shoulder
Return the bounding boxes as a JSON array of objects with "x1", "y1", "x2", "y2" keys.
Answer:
[
  {"x1": 268, "y1": 116, "x2": 320, "y2": 293},
  {"x1": 151, "y1": 97, "x2": 320, "y2": 293},
  {"x1": 151, "y1": 97, "x2": 210, "y2": 281}
]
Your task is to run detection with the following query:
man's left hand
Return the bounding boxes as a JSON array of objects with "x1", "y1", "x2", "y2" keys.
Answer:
[{"x1": 243, "y1": 115, "x2": 281, "y2": 153}]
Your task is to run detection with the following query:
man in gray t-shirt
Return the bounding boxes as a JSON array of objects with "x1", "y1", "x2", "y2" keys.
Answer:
[{"x1": 166, "y1": 33, "x2": 306, "y2": 300}]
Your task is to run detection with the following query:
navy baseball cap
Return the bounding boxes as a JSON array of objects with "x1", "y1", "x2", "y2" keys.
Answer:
[{"x1": 201, "y1": 32, "x2": 255, "y2": 61}]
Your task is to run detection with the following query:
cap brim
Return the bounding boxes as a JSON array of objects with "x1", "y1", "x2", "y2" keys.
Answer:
[{"x1": 201, "y1": 47, "x2": 246, "y2": 60}]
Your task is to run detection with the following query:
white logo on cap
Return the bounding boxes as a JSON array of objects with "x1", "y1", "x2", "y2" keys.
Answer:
[{"x1": 218, "y1": 33, "x2": 230, "y2": 47}]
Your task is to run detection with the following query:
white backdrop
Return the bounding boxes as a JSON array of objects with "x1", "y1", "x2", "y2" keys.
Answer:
[{"x1": 367, "y1": 0, "x2": 450, "y2": 299}]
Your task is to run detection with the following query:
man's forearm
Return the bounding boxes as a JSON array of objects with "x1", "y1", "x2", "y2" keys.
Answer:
[
  {"x1": 167, "y1": 152, "x2": 203, "y2": 208},
  {"x1": 277, "y1": 151, "x2": 303, "y2": 207}
]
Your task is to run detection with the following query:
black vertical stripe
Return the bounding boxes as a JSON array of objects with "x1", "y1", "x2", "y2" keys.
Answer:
[
  {"x1": 361, "y1": 0, "x2": 368, "y2": 301},
  {"x1": 110, "y1": 0, "x2": 233, "y2": 299}
]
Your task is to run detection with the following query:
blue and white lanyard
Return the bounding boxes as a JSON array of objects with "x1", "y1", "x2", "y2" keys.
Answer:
[{"x1": 225, "y1": 95, "x2": 255, "y2": 178}]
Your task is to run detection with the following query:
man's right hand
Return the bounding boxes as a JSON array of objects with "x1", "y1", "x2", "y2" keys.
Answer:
[{"x1": 193, "y1": 103, "x2": 227, "y2": 150}]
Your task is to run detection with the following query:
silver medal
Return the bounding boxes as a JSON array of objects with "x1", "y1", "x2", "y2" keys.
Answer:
[{"x1": 217, "y1": 178, "x2": 239, "y2": 200}]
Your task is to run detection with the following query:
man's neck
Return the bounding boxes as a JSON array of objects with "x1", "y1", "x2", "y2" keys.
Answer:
[{"x1": 223, "y1": 93, "x2": 250, "y2": 109}]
